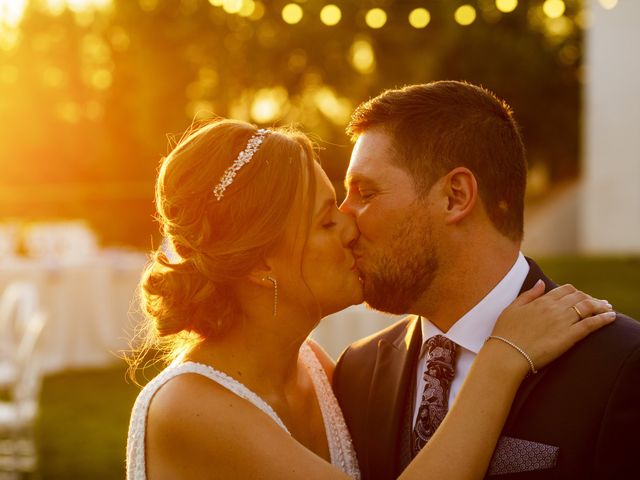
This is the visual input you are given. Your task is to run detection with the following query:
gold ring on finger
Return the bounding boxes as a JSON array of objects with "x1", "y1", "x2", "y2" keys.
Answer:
[{"x1": 571, "y1": 304, "x2": 585, "y2": 321}]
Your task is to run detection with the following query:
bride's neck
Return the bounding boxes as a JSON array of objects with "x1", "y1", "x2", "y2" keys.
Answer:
[{"x1": 186, "y1": 307, "x2": 317, "y2": 394}]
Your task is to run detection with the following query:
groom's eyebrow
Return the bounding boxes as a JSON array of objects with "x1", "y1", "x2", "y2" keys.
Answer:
[{"x1": 344, "y1": 173, "x2": 373, "y2": 190}]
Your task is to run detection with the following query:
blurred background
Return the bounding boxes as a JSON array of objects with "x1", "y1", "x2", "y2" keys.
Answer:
[{"x1": 0, "y1": 0, "x2": 638, "y2": 478}]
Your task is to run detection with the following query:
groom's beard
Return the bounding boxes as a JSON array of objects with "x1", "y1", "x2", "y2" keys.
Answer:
[{"x1": 360, "y1": 215, "x2": 439, "y2": 315}]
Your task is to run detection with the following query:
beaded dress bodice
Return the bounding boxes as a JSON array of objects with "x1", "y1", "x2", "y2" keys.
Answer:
[{"x1": 126, "y1": 342, "x2": 360, "y2": 479}]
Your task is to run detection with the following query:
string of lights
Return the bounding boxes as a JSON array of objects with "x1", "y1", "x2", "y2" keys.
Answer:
[{"x1": 203, "y1": 0, "x2": 619, "y2": 28}]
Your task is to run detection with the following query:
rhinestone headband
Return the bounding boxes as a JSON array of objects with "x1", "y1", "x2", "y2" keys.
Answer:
[{"x1": 213, "y1": 128, "x2": 270, "y2": 201}]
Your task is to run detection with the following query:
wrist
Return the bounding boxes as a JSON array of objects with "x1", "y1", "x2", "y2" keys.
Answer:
[{"x1": 477, "y1": 339, "x2": 531, "y2": 380}]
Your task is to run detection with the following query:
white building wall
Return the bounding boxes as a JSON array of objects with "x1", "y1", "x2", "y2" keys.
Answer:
[{"x1": 582, "y1": 0, "x2": 640, "y2": 253}]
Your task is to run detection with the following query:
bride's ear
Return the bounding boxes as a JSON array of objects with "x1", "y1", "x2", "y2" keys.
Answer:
[{"x1": 247, "y1": 260, "x2": 275, "y2": 287}]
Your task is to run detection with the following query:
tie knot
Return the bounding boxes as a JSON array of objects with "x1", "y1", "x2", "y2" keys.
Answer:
[
  {"x1": 424, "y1": 335, "x2": 457, "y2": 378},
  {"x1": 426, "y1": 334, "x2": 457, "y2": 358}
]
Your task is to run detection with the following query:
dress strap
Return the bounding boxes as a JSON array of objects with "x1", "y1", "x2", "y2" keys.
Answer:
[
  {"x1": 174, "y1": 361, "x2": 291, "y2": 434},
  {"x1": 301, "y1": 342, "x2": 361, "y2": 479}
]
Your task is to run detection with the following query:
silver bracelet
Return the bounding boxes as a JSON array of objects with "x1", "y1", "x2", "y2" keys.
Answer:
[{"x1": 485, "y1": 335, "x2": 538, "y2": 374}]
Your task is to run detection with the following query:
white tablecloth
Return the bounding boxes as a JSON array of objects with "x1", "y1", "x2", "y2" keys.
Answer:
[{"x1": 0, "y1": 251, "x2": 147, "y2": 373}]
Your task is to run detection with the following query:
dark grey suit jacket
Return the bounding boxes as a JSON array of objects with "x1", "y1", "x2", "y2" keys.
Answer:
[{"x1": 333, "y1": 259, "x2": 640, "y2": 479}]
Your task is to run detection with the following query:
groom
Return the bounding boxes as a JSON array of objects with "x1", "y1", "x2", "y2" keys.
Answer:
[{"x1": 333, "y1": 81, "x2": 640, "y2": 479}]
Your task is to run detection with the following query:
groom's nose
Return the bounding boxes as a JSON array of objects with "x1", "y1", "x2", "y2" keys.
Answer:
[{"x1": 338, "y1": 194, "x2": 356, "y2": 217}]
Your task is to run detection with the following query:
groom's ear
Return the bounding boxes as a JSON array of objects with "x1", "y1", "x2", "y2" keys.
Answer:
[{"x1": 442, "y1": 167, "x2": 478, "y2": 225}]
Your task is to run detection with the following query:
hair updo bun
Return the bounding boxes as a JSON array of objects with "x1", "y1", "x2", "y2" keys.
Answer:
[{"x1": 130, "y1": 119, "x2": 317, "y2": 375}]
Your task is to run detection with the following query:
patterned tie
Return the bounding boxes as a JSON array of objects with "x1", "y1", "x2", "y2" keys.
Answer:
[{"x1": 413, "y1": 334, "x2": 458, "y2": 455}]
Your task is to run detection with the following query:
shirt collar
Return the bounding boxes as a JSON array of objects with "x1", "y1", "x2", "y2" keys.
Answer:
[{"x1": 420, "y1": 252, "x2": 530, "y2": 356}]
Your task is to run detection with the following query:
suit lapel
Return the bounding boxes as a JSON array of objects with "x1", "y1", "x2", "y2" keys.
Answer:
[
  {"x1": 366, "y1": 316, "x2": 422, "y2": 478},
  {"x1": 504, "y1": 258, "x2": 557, "y2": 431}
]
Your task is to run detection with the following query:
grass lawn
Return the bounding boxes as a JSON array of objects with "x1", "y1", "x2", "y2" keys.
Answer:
[
  {"x1": 26, "y1": 256, "x2": 639, "y2": 478},
  {"x1": 35, "y1": 367, "x2": 142, "y2": 480},
  {"x1": 537, "y1": 256, "x2": 640, "y2": 319}
]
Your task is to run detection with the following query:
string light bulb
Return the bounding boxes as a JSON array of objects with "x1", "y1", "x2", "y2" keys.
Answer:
[
  {"x1": 454, "y1": 5, "x2": 476, "y2": 26},
  {"x1": 408, "y1": 8, "x2": 431, "y2": 29},
  {"x1": 365, "y1": 8, "x2": 387, "y2": 29},
  {"x1": 281, "y1": 3, "x2": 303, "y2": 24},
  {"x1": 542, "y1": 0, "x2": 566, "y2": 19},
  {"x1": 320, "y1": 4, "x2": 341, "y2": 26},
  {"x1": 495, "y1": 0, "x2": 518, "y2": 13}
]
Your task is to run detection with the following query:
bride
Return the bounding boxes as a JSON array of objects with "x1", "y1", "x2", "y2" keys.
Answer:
[{"x1": 126, "y1": 119, "x2": 614, "y2": 479}]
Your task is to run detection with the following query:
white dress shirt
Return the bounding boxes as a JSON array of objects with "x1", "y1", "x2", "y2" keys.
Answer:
[{"x1": 412, "y1": 252, "x2": 530, "y2": 428}]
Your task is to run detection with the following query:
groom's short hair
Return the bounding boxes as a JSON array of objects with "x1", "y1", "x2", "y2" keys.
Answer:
[{"x1": 347, "y1": 81, "x2": 527, "y2": 242}]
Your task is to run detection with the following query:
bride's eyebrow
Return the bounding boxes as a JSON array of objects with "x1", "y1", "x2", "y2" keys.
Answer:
[{"x1": 314, "y1": 198, "x2": 335, "y2": 217}]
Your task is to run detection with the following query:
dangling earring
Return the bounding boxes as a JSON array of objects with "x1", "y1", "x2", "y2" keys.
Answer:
[{"x1": 263, "y1": 276, "x2": 278, "y2": 317}]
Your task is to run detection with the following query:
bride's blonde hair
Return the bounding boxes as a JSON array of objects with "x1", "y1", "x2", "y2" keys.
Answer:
[{"x1": 128, "y1": 119, "x2": 316, "y2": 380}]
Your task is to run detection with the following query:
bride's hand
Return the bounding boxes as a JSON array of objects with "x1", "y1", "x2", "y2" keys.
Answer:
[{"x1": 489, "y1": 280, "x2": 616, "y2": 374}]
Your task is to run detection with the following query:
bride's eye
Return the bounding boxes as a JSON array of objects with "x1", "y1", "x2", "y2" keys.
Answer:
[{"x1": 322, "y1": 221, "x2": 337, "y2": 229}]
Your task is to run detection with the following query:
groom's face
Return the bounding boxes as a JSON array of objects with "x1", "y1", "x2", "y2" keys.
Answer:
[{"x1": 340, "y1": 129, "x2": 440, "y2": 314}]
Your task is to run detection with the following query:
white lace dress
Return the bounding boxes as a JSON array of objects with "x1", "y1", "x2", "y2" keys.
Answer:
[{"x1": 126, "y1": 342, "x2": 361, "y2": 479}]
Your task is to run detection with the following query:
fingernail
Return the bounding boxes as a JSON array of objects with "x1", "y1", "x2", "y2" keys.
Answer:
[
  {"x1": 605, "y1": 311, "x2": 617, "y2": 319},
  {"x1": 536, "y1": 279, "x2": 544, "y2": 287}
]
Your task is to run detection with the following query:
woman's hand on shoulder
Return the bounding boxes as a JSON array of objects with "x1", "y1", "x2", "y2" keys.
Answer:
[{"x1": 490, "y1": 281, "x2": 616, "y2": 375}]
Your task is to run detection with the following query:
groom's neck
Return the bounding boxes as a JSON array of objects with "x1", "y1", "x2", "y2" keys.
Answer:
[{"x1": 412, "y1": 238, "x2": 520, "y2": 333}]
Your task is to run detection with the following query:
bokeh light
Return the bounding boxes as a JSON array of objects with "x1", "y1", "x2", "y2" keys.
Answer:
[
  {"x1": 350, "y1": 38, "x2": 375, "y2": 74},
  {"x1": 282, "y1": 3, "x2": 303, "y2": 25},
  {"x1": 0, "y1": 0, "x2": 27, "y2": 27},
  {"x1": 365, "y1": 8, "x2": 387, "y2": 29},
  {"x1": 408, "y1": 8, "x2": 431, "y2": 29},
  {"x1": 598, "y1": 0, "x2": 618, "y2": 10},
  {"x1": 496, "y1": 0, "x2": 518, "y2": 14},
  {"x1": 455, "y1": 5, "x2": 477, "y2": 26},
  {"x1": 313, "y1": 86, "x2": 351, "y2": 125},
  {"x1": 250, "y1": 87, "x2": 288, "y2": 123},
  {"x1": 222, "y1": 0, "x2": 243, "y2": 14},
  {"x1": 238, "y1": 0, "x2": 256, "y2": 17},
  {"x1": 543, "y1": 0, "x2": 566, "y2": 19},
  {"x1": 320, "y1": 4, "x2": 341, "y2": 26}
]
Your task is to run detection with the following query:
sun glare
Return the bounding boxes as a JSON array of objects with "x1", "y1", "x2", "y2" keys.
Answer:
[{"x1": 0, "y1": 0, "x2": 27, "y2": 27}]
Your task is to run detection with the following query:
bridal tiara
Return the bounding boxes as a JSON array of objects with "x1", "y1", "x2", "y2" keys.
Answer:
[{"x1": 213, "y1": 128, "x2": 270, "y2": 201}]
